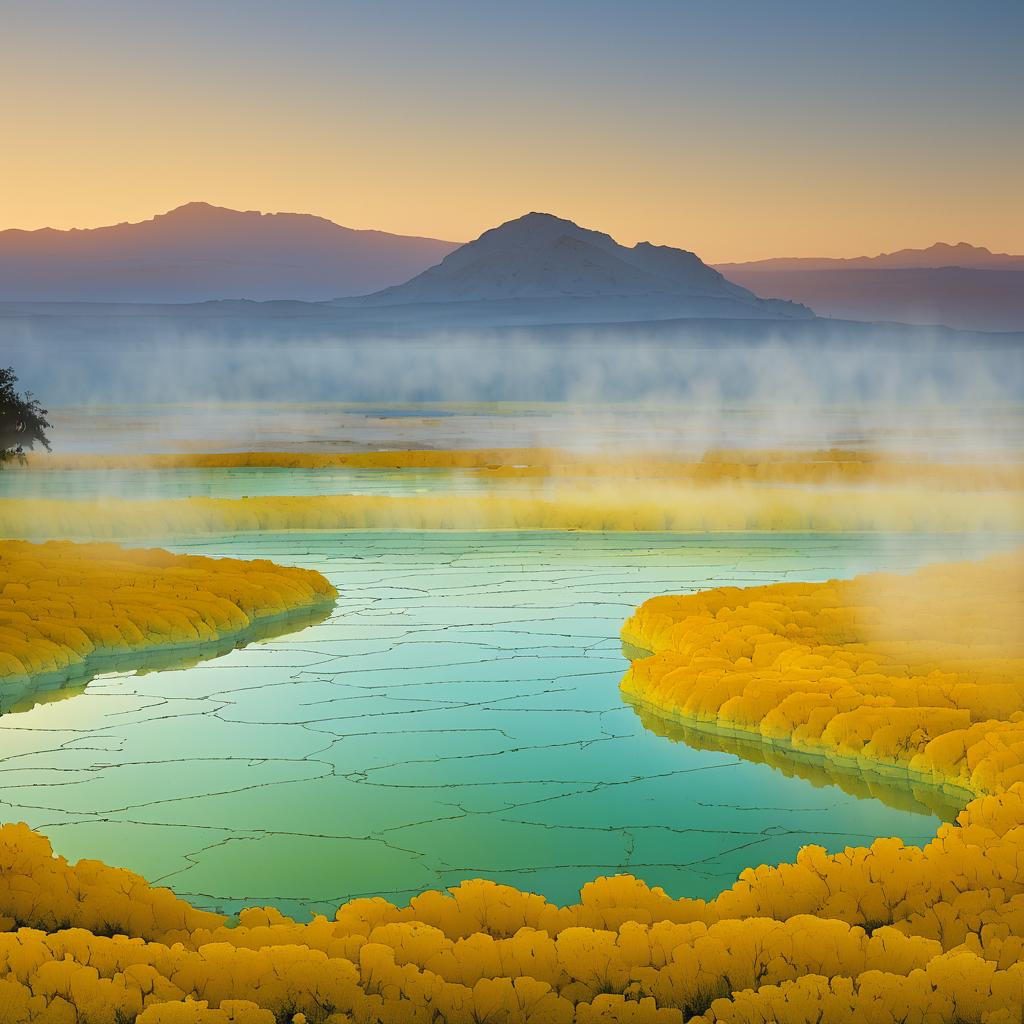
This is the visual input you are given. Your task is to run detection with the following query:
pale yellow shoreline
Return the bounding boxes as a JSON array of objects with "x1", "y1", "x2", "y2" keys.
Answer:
[
  {"x1": 18, "y1": 446, "x2": 1024, "y2": 489},
  {"x1": 0, "y1": 486, "x2": 1020, "y2": 539}
]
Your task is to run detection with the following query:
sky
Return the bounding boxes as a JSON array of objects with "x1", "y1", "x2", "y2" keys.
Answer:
[{"x1": 3, "y1": 0, "x2": 1022, "y2": 262}]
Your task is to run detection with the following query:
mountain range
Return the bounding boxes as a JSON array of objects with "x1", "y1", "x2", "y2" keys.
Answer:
[
  {"x1": 0, "y1": 203, "x2": 458, "y2": 302},
  {"x1": 716, "y1": 241, "x2": 1024, "y2": 273},
  {"x1": 1, "y1": 203, "x2": 1021, "y2": 330},
  {"x1": 715, "y1": 243, "x2": 1024, "y2": 332}
]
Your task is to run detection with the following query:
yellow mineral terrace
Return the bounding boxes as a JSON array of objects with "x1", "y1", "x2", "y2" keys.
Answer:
[
  {"x1": 0, "y1": 787, "x2": 1022, "y2": 1022},
  {"x1": 0, "y1": 539, "x2": 337, "y2": 687},
  {"x1": 0, "y1": 551, "x2": 1022, "y2": 1020},
  {"x1": 7, "y1": 448, "x2": 1022, "y2": 539},
  {"x1": 621, "y1": 549, "x2": 1024, "y2": 797}
]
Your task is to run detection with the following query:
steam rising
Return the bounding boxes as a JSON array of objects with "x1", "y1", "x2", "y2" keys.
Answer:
[{"x1": 7, "y1": 316, "x2": 1023, "y2": 457}]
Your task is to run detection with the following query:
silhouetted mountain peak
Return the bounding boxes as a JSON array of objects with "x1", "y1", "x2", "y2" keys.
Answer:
[
  {"x1": 495, "y1": 211, "x2": 576, "y2": 230},
  {"x1": 930, "y1": 241, "x2": 989, "y2": 252},
  {"x1": 161, "y1": 201, "x2": 358, "y2": 231},
  {"x1": 162, "y1": 201, "x2": 229, "y2": 218},
  {"x1": 149, "y1": 202, "x2": 343, "y2": 235},
  {"x1": 719, "y1": 241, "x2": 1021, "y2": 272},
  {"x1": 913, "y1": 241, "x2": 995, "y2": 261},
  {"x1": 469, "y1": 212, "x2": 620, "y2": 253},
  {"x1": 352, "y1": 211, "x2": 812, "y2": 320},
  {"x1": 0, "y1": 204, "x2": 459, "y2": 301}
]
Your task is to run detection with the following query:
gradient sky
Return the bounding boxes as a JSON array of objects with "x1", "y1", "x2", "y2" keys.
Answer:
[{"x1": 4, "y1": 0, "x2": 1022, "y2": 261}]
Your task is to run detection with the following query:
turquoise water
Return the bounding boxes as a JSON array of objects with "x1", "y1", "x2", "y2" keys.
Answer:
[{"x1": 0, "y1": 530, "x2": 998, "y2": 918}]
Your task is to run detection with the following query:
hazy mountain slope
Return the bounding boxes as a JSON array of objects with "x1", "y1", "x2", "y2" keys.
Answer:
[
  {"x1": 346, "y1": 212, "x2": 811, "y2": 321},
  {"x1": 714, "y1": 242, "x2": 1024, "y2": 331},
  {"x1": 0, "y1": 203, "x2": 459, "y2": 301},
  {"x1": 718, "y1": 266, "x2": 1024, "y2": 332}
]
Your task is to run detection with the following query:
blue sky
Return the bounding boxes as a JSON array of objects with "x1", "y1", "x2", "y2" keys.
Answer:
[{"x1": 4, "y1": 0, "x2": 1022, "y2": 259}]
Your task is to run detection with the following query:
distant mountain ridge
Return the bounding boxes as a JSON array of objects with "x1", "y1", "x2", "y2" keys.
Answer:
[
  {"x1": 3, "y1": 203, "x2": 1017, "y2": 329},
  {"x1": 343, "y1": 212, "x2": 811, "y2": 321},
  {"x1": 715, "y1": 242, "x2": 1024, "y2": 332},
  {"x1": 716, "y1": 241, "x2": 1024, "y2": 273},
  {"x1": 0, "y1": 203, "x2": 459, "y2": 301}
]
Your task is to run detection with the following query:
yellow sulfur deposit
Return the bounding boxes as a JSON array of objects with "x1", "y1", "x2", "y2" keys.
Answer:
[
  {"x1": 0, "y1": 539, "x2": 337, "y2": 691},
  {"x1": 21, "y1": 447, "x2": 1024, "y2": 490},
  {"x1": 23, "y1": 448, "x2": 553, "y2": 472},
  {"x1": 0, "y1": 551, "x2": 1023, "y2": 1019},
  {"x1": 621, "y1": 550, "x2": 1024, "y2": 796},
  {"x1": 8, "y1": 447, "x2": 1022, "y2": 540},
  {"x1": 0, "y1": 485, "x2": 1021, "y2": 539},
  {"x1": 1, "y1": 786, "x2": 1024, "y2": 1021}
]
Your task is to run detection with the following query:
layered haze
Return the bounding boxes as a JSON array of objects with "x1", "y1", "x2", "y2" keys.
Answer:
[{"x1": 3, "y1": 210, "x2": 1020, "y2": 420}]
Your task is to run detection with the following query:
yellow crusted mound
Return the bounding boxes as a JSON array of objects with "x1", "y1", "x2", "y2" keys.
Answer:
[
  {"x1": 0, "y1": 552, "x2": 1023, "y2": 1019},
  {"x1": 621, "y1": 550, "x2": 1024, "y2": 796},
  {"x1": 0, "y1": 788, "x2": 1023, "y2": 1022},
  {"x1": 1, "y1": 487, "x2": 1021, "y2": 538},
  {"x1": 0, "y1": 540, "x2": 337, "y2": 686}
]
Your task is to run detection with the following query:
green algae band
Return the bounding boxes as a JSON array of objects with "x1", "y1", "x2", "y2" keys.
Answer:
[{"x1": 0, "y1": 539, "x2": 337, "y2": 687}]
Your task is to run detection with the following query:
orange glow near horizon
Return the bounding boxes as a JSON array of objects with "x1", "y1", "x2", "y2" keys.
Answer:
[
  {"x1": 3, "y1": 186, "x2": 1021, "y2": 265},
  {"x1": 2, "y1": 3, "x2": 1021, "y2": 263}
]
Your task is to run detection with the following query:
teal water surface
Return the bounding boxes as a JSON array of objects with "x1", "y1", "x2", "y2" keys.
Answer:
[
  {"x1": 0, "y1": 531, "x2": 1002, "y2": 918},
  {"x1": 0, "y1": 466, "x2": 525, "y2": 501}
]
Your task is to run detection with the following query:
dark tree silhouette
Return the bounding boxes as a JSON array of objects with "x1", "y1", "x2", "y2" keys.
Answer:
[{"x1": 0, "y1": 367, "x2": 51, "y2": 465}]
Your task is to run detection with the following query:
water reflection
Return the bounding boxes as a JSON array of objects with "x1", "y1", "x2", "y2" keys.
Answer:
[
  {"x1": 624, "y1": 694, "x2": 968, "y2": 822},
  {"x1": 0, "y1": 600, "x2": 335, "y2": 716}
]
